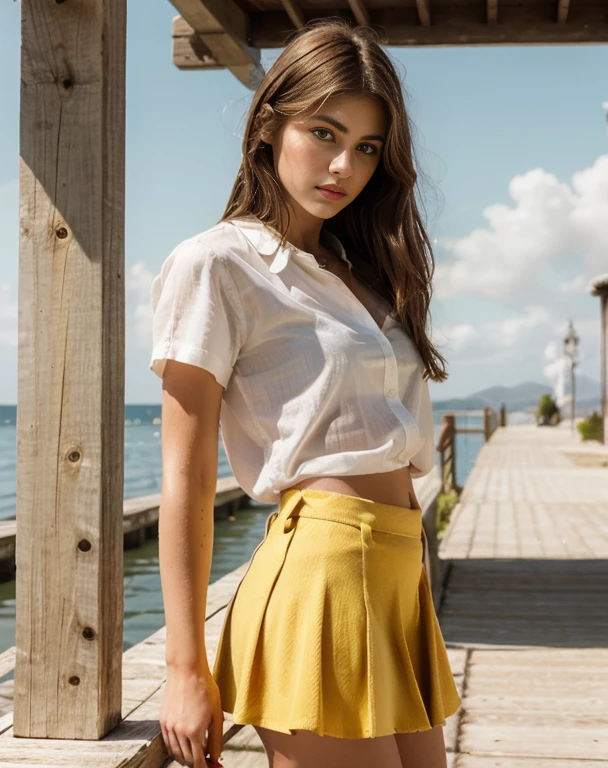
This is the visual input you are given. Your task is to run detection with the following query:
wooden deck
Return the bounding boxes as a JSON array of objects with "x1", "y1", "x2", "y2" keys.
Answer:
[
  {"x1": 0, "y1": 476, "x2": 250, "y2": 583},
  {"x1": 439, "y1": 421, "x2": 608, "y2": 767},
  {"x1": 1, "y1": 423, "x2": 606, "y2": 765}
]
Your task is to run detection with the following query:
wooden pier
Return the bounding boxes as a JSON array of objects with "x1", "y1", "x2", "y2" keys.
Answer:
[
  {"x1": 0, "y1": 477, "x2": 251, "y2": 583},
  {"x1": 439, "y1": 420, "x2": 608, "y2": 766}
]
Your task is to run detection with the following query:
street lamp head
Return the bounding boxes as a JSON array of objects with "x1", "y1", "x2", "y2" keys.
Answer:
[{"x1": 563, "y1": 319, "x2": 580, "y2": 364}]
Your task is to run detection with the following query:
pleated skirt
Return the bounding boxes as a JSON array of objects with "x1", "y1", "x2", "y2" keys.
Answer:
[{"x1": 212, "y1": 488, "x2": 462, "y2": 739}]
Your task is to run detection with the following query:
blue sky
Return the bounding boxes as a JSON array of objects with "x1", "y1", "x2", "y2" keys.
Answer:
[{"x1": 1, "y1": 1, "x2": 607, "y2": 403}]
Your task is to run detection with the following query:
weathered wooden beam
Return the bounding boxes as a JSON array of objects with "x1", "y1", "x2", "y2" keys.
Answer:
[
  {"x1": 250, "y1": 8, "x2": 608, "y2": 47},
  {"x1": 172, "y1": 15, "x2": 224, "y2": 70},
  {"x1": 348, "y1": 0, "x2": 370, "y2": 27},
  {"x1": 169, "y1": 0, "x2": 264, "y2": 89},
  {"x1": 487, "y1": 0, "x2": 498, "y2": 25},
  {"x1": 557, "y1": 0, "x2": 571, "y2": 23},
  {"x1": 15, "y1": 0, "x2": 125, "y2": 740},
  {"x1": 416, "y1": 0, "x2": 432, "y2": 27},
  {"x1": 280, "y1": 0, "x2": 307, "y2": 29}
]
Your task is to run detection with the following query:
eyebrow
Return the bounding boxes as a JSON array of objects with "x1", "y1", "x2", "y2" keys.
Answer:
[{"x1": 310, "y1": 113, "x2": 385, "y2": 142}]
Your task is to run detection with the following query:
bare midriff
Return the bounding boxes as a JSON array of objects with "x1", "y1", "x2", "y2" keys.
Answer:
[{"x1": 282, "y1": 464, "x2": 420, "y2": 511}]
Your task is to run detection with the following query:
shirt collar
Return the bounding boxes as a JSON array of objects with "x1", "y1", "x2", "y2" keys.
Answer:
[{"x1": 229, "y1": 215, "x2": 353, "y2": 274}]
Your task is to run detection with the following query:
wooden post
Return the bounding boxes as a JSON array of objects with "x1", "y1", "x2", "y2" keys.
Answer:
[
  {"x1": 483, "y1": 407, "x2": 490, "y2": 441},
  {"x1": 500, "y1": 403, "x2": 506, "y2": 427},
  {"x1": 600, "y1": 292, "x2": 608, "y2": 445},
  {"x1": 14, "y1": 0, "x2": 126, "y2": 739},
  {"x1": 600, "y1": 290, "x2": 608, "y2": 445},
  {"x1": 590, "y1": 278, "x2": 608, "y2": 445},
  {"x1": 443, "y1": 414, "x2": 457, "y2": 493}
]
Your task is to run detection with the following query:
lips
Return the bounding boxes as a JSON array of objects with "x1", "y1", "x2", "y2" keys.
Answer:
[
  {"x1": 316, "y1": 186, "x2": 347, "y2": 200},
  {"x1": 317, "y1": 185, "x2": 346, "y2": 195}
]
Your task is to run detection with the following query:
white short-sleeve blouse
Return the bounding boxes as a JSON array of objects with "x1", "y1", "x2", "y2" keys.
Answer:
[{"x1": 149, "y1": 215, "x2": 436, "y2": 504}]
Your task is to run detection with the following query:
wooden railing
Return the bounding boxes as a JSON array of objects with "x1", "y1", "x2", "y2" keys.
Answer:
[{"x1": 435, "y1": 403, "x2": 506, "y2": 495}]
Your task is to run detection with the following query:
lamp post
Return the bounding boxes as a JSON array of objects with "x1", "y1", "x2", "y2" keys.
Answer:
[
  {"x1": 590, "y1": 275, "x2": 608, "y2": 445},
  {"x1": 563, "y1": 319, "x2": 580, "y2": 433}
]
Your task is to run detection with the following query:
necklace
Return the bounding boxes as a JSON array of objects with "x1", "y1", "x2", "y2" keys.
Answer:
[{"x1": 316, "y1": 241, "x2": 334, "y2": 270}]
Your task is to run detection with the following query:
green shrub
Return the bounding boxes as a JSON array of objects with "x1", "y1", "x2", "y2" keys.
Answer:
[
  {"x1": 577, "y1": 411, "x2": 604, "y2": 442},
  {"x1": 437, "y1": 488, "x2": 459, "y2": 536},
  {"x1": 538, "y1": 393, "x2": 559, "y2": 420}
]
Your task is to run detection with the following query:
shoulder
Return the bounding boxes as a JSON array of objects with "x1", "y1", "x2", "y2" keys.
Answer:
[{"x1": 165, "y1": 219, "x2": 266, "y2": 276}]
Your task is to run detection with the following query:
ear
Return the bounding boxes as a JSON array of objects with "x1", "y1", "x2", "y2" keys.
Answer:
[{"x1": 257, "y1": 102, "x2": 275, "y2": 145}]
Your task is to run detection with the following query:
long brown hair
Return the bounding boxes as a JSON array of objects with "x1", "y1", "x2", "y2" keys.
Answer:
[{"x1": 221, "y1": 17, "x2": 448, "y2": 382}]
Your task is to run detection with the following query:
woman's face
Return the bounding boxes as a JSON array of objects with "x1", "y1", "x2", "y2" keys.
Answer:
[{"x1": 263, "y1": 94, "x2": 388, "y2": 222}]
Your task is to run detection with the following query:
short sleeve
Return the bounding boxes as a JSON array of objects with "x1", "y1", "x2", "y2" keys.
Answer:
[
  {"x1": 149, "y1": 237, "x2": 246, "y2": 389},
  {"x1": 408, "y1": 376, "x2": 436, "y2": 478}
]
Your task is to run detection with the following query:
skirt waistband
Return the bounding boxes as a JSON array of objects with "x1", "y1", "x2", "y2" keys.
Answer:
[{"x1": 275, "y1": 488, "x2": 423, "y2": 538}]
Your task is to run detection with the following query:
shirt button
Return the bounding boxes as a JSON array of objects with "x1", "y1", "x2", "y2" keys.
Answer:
[{"x1": 387, "y1": 389, "x2": 396, "y2": 398}]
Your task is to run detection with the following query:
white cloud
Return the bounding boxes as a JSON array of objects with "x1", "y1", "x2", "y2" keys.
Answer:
[
  {"x1": 559, "y1": 274, "x2": 586, "y2": 293},
  {"x1": 435, "y1": 155, "x2": 608, "y2": 303},
  {"x1": 126, "y1": 261, "x2": 155, "y2": 351},
  {"x1": 434, "y1": 307, "x2": 597, "y2": 384},
  {"x1": 434, "y1": 305, "x2": 554, "y2": 362}
]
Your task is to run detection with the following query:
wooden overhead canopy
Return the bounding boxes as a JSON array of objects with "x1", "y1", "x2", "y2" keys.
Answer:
[{"x1": 170, "y1": 0, "x2": 608, "y2": 88}]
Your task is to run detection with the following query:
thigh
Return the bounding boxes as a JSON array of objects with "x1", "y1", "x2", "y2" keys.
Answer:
[
  {"x1": 254, "y1": 725, "x2": 403, "y2": 768},
  {"x1": 394, "y1": 725, "x2": 448, "y2": 768}
]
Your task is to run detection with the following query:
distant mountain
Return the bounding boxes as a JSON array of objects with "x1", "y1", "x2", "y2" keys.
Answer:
[
  {"x1": 434, "y1": 378, "x2": 601, "y2": 415},
  {"x1": 0, "y1": 374, "x2": 602, "y2": 426}
]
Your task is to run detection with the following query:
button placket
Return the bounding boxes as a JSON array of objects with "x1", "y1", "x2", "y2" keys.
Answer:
[
  {"x1": 376, "y1": 333, "x2": 424, "y2": 462},
  {"x1": 297, "y1": 255, "x2": 418, "y2": 460}
]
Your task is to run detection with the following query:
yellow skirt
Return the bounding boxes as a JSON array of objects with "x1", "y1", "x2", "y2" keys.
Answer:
[{"x1": 212, "y1": 488, "x2": 461, "y2": 739}]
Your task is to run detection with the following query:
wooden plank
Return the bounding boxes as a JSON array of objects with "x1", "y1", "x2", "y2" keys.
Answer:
[
  {"x1": 172, "y1": 16, "x2": 224, "y2": 71},
  {"x1": 250, "y1": 8, "x2": 608, "y2": 48},
  {"x1": 169, "y1": 1, "x2": 264, "y2": 88},
  {"x1": 486, "y1": 0, "x2": 498, "y2": 25},
  {"x1": 280, "y1": 0, "x2": 306, "y2": 29},
  {"x1": 557, "y1": 0, "x2": 571, "y2": 24},
  {"x1": 15, "y1": 0, "x2": 126, "y2": 740},
  {"x1": 456, "y1": 758, "x2": 608, "y2": 767},
  {"x1": 347, "y1": 0, "x2": 370, "y2": 27},
  {"x1": 459, "y1": 720, "x2": 607, "y2": 761},
  {"x1": 416, "y1": 0, "x2": 432, "y2": 27}
]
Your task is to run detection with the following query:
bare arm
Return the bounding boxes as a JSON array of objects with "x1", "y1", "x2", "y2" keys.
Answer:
[{"x1": 158, "y1": 359, "x2": 224, "y2": 674}]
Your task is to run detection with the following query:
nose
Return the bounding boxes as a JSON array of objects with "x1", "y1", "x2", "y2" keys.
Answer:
[{"x1": 328, "y1": 148, "x2": 353, "y2": 178}]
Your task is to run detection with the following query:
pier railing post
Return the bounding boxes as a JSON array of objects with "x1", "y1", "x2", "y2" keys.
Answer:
[
  {"x1": 14, "y1": 0, "x2": 126, "y2": 739},
  {"x1": 500, "y1": 403, "x2": 507, "y2": 427},
  {"x1": 483, "y1": 407, "x2": 494, "y2": 441},
  {"x1": 438, "y1": 414, "x2": 458, "y2": 494}
]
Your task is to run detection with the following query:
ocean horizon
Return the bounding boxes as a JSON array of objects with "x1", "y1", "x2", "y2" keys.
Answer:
[{"x1": 0, "y1": 404, "x2": 535, "y2": 522}]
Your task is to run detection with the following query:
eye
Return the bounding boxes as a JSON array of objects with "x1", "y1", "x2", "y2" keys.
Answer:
[
  {"x1": 311, "y1": 128, "x2": 379, "y2": 156},
  {"x1": 359, "y1": 143, "x2": 379, "y2": 156},
  {"x1": 311, "y1": 128, "x2": 333, "y2": 141}
]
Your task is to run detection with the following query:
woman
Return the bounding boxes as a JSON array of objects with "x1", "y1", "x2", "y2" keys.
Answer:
[{"x1": 150, "y1": 18, "x2": 461, "y2": 768}]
